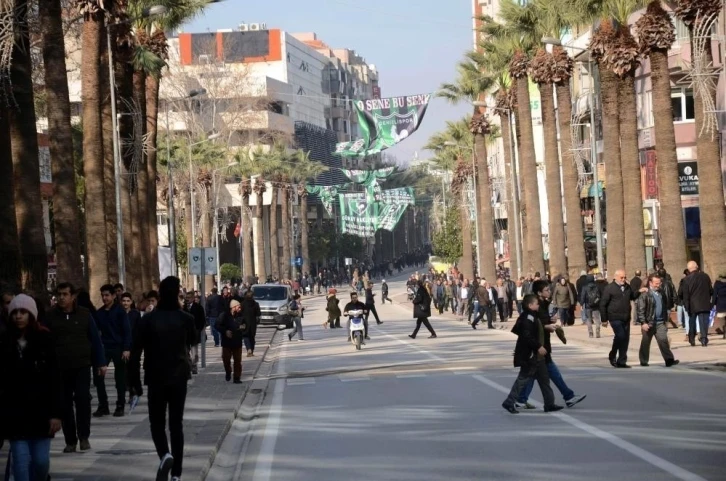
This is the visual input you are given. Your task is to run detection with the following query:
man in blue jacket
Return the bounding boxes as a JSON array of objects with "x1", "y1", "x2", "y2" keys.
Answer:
[{"x1": 93, "y1": 284, "x2": 131, "y2": 417}]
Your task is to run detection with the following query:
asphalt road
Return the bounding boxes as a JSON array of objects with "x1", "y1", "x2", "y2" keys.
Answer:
[{"x1": 209, "y1": 274, "x2": 726, "y2": 481}]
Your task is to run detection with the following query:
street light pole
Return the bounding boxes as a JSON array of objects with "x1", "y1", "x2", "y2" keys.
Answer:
[{"x1": 106, "y1": 21, "x2": 126, "y2": 287}]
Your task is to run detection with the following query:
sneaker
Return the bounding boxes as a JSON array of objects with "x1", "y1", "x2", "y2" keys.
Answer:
[
  {"x1": 79, "y1": 439, "x2": 91, "y2": 451},
  {"x1": 92, "y1": 407, "x2": 109, "y2": 418},
  {"x1": 565, "y1": 394, "x2": 587, "y2": 408},
  {"x1": 544, "y1": 405, "x2": 564, "y2": 412},
  {"x1": 514, "y1": 402, "x2": 536, "y2": 410},
  {"x1": 113, "y1": 407, "x2": 124, "y2": 417},
  {"x1": 63, "y1": 444, "x2": 77, "y2": 453},
  {"x1": 501, "y1": 402, "x2": 519, "y2": 414},
  {"x1": 157, "y1": 453, "x2": 174, "y2": 481}
]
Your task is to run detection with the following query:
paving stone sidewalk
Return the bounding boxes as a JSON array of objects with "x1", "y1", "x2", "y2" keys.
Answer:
[{"x1": 6, "y1": 327, "x2": 278, "y2": 481}]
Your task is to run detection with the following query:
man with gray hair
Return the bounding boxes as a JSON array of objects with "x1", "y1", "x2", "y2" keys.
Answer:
[{"x1": 600, "y1": 270, "x2": 643, "y2": 368}]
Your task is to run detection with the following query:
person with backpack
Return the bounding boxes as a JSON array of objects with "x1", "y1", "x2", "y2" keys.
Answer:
[{"x1": 580, "y1": 275, "x2": 602, "y2": 338}]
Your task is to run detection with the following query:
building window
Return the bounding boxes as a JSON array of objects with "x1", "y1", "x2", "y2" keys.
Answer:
[{"x1": 671, "y1": 88, "x2": 695, "y2": 122}]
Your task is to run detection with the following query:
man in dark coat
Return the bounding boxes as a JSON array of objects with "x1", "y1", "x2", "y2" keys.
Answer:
[
  {"x1": 600, "y1": 270, "x2": 642, "y2": 368},
  {"x1": 205, "y1": 287, "x2": 224, "y2": 347},
  {"x1": 241, "y1": 291, "x2": 261, "y2": 357},
  {"x1": 216, "y1": 300, "x2": 245, "y2": 383},
  {"x1": 501, "y1": 294, "x2": 561, "y2": 414},
  {"x1": 184, "y1": 290, "x2": 206, "y2": 375},
  {"x1": 682, "y1": 261, "x2": 713, "y2": 346}
]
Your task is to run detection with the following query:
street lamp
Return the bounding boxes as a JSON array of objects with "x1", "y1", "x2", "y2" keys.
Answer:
[
  {"x1": 165, "y1": 88, "x2": 208, "y2": 277},
  {"x1": 212, "y1": 161, "x2": 237, "y2": 285},
  {"x1": 106, "y1": 5, "x2": 167, "y2": 287},
  {"x1": 542, "y1": 37, "x2": 604, "y2": 272},
  {"x1": 444, "y1": 140, "x2": 481, "y2": 273}
]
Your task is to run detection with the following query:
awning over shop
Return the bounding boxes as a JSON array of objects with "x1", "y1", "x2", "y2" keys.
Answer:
[{"x1": 580, "y1": 181, "x2": 605, "y2": 199}]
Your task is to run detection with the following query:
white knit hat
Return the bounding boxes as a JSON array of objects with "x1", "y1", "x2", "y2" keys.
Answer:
[{"x1": 8, "y1": 294, "x2": 38, "y2": 320}]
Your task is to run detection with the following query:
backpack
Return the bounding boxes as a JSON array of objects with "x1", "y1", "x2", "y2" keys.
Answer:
[{"x1": 585, "y1": 284, "x2": 601, "y2": 307}]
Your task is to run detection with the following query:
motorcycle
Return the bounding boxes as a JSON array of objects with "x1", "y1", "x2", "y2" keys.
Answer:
[{"x1": 347, "y1": 309, "x2": 365, "y2": 351}]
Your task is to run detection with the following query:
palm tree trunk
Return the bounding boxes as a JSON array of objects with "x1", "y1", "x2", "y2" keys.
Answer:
[
  {"x1": 269, "y1": 186, "x2": 280, "y2": 279},
  {"x1": 600, "y1": 67, "x2": 625, "y2": 272},
  {"x1": 39, "y1": 0, "x2": 84, "y2": 288},
  {"x1": 474, "y1": 131, "x2": 497, "y2": 281},
  {"x1": 145, "y1": 73, "x2": 161, "y2": 287},
  {"x1": 184, "y1": 188, "x2": 193, "y2": 285},
  {"x1": 100, "y1": 33, "x2": 119, "y2": 283},
  {"x1": 281, "y1": 189, "x2": 291, "y2": 280},
  {"x1": 515, "y1": 76, "x2": 545, "y2": 274},
  {"x1": 648, "y1": 48, "x2": 687, "y2": 271},
  {"x1": 122, "y1": 167, "x2": 140, "y2": 295},
  {"x1": 555, "y1": 80, "x2": 588, "y2": 278},
  {"x1": 9, "y1": 0, "x2": 48, "y2": 296},
  {"x1": 133, "y1": 68, "x2": 150, "y2": 288},
  {"x1": 81, "y1": 13, "x2": 108, "y2": 296},
  {"x1": 539, "y1": 82, "x2": 567, "y2": 278},
  {"x1": 500, "y1": 116, "x2": 519, "y2": 279},
  {"x1": 618, "y1": 73, "x2": 647, "y2": 275},
  {"x1": 0, "y1": 109, "x2": 21, "y2": 290},
  {"x1": 301, "y1": 191, "x2": 309, "y2": 275},
  {"x1": 241, "y1": 199, "x2": 254, "y2": 282},
  {"x1": 689, "y1": 36, "x2": 726, "y2": 277},
  {"x1": 254, "y1": 201, "x2": 267, "y2": 282},
  {"x1": 512, "y1": 109, "x2": 530, "y2": 274},
  {"x1": 459, "y1": 192, "x2": 474, "y2": 280}
]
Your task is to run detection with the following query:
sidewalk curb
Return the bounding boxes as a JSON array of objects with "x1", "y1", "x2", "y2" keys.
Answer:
[{"x1": 198, "y1": 329, "x2": 279, "y2": 481}]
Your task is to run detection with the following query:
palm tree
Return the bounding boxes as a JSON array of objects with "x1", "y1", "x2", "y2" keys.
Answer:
[
  {"x1": 674, "y1": 0, "x2": 726, "y2": 277},
  {"x1": 265, "y1": 143, "x2": 291, "y2": 279},
  {"x1": 9, "y1": 0, "x2": 49, "y2": 295},
  {"x1": 0, "y1": 110, "x2": 21, "y2": 290},
  {"x1": 78, "y1": 0, "x2": 109, "y2": 295},
  {"x1": 590, "y1": 20, "x2": 625, "y2": 272},
  {"x1": 437, "y1": 59, "x2": 498, "y2": 282},
  {"x1": 451, "y1": 159, "x2": 475, "y2": 280},
  {"x1": 635, "y1": 1, "x2": 687, "y2": 272},
  {"x1": 39, "y1": 0, "x2": 85, "y2": 288},
  {"x1": 290, "y1": 149, "x2": 328, "y2": 274}
]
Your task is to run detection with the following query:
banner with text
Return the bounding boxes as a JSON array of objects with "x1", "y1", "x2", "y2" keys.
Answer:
[{"x1": 335, "y1": 94, "x2": 431, "y2": 157}]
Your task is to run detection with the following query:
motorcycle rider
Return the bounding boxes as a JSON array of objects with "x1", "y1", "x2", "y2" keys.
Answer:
[{"x1": 343, "y1": 292, "x2": 369, "y2": 342}]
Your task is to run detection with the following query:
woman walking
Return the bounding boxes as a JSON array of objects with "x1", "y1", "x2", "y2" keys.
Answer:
[
  {"x1": 409, "y1": 280, "x2": 437, "y2": 339},
  {"x1": 0, "y1": 294, "x2": 63, "y2": 481}
]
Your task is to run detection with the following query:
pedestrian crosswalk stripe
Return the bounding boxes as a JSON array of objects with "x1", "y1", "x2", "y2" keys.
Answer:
[
  {"x1": 286, "y1": 378, "x2": 316, "y2": 385},
  {"x1": 339, "y1": 375, "x2": 370, "y2": 382},
  {"x1": 395, "y1": 373, "x2": 427, "y2": 378}
]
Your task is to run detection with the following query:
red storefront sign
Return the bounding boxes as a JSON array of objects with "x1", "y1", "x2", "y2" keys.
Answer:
[{"x1": 644, "y1": 150, "x2": 658, "y2": 199}]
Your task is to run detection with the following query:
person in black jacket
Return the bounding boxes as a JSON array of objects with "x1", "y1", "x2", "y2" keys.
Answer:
[
  {"x1": 364, "y1": 284, "x2": 382, "y2": 325},
  {"x1": 241, "y1": 291, "x2": 261, "y2": 357},
  {"x1": 129, "y1": 276, "x2": 197, "y2": 481},
  {"x1": 683, "y1": 261, "x2": 713, "y2": 346},
  {"x1": 409, "y1": 280, "x2": 436, "y2": 339},
  {"x1": 184, "y1": 290, "x2": 206, "y2": 374},
  {"x1": 0, "y1": 294, "x2": 63, "y2": 481},
  {"x1": 501, "y1": 294, "x2": 561, "y2": 414},
  {"x1": 216, "y1": 300, "x2": 246, "y2": 382},
  {"x1": 45, "y1": 282, "x2": 106, "y2": 454},
  {"x1": 600, "y1": 269, "x2": 642, "y2": 368},
  {"x1": 205, "y1": 287, "x2": 223, "y2": 347},
  {"x1": 381, "y1": 280, "x2": 391, "y2": 304}
]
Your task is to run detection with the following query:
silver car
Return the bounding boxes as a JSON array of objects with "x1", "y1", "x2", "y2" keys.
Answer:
[{"x1": 251, "y1": 284, "x2": 294, "y2": 329}]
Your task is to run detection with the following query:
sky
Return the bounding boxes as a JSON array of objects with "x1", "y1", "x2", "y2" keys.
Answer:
[{"x1": 184, "y1": 0, "x2": 474, "y2": 165}]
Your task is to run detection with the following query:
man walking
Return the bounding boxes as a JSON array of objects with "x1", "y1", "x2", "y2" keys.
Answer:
[
  {"x1": 636, "y1": 274, "x2": 680, "y2": 367},
  {"x1": 93, "y1": 284, "x2": 131, "y2": 417},
  {"x1": 205, "y1": 287, "x2": 223, "y2": 347},
  {"x1": 45, "y1": 282, "x2": 106, "y2": 453},
  {"x1": 364, "y1": 284, "x2": 382, "y2": 325},
  {"x1": 130, "y1": 276, "x2": 197, "y2": 481},
  {"x1": 216, "y1": 300, "x2": 245, "y2": 383},
  {"x1": 183, "y1": 291, "x2": 206, "y2": 374},
  {"x1": 381, "y1": 280, "x2": 391, "y2": 304},
  {"x1": 682, "y1": 261, "x2": 713, "y2": 347},
  {"x1": 600, "y1": 270, "x2": 642, "y2": 368}
]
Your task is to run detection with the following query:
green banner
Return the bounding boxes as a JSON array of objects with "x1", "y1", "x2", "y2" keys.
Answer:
[
  {"x1": 378, "y1": 187, "x2": 415, "y2": 205},
  {"x1": 341, "y1": 167, "x2": 395, "y2": 202},
  {"x1": 334, "y1": 94, "x2": 431, "y2": 157},
  {"x1": 338, "y1": 192, "x2": 378, "y2": 237},
  {"x1": 306, "y1": 183, "x2": 349, "y2": 216},
  {"x1": 377, "y1": 203, "x2": 408, "y2": 231}
]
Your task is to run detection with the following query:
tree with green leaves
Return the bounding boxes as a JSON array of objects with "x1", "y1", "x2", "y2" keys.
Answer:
[{"x1": 432, "y1": 207, "x2": 463, "y2": 264}]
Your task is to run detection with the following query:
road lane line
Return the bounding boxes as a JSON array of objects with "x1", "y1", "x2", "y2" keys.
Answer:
[
  {"x1": 251, "y1": 341, "x2": 288, "y2": 481},
  {"x1": 286, "y1": 378, "x2": 316, "y2": 385},
  {"x1": 375, "y1": 324, "x2": 709, "y2": 481}
]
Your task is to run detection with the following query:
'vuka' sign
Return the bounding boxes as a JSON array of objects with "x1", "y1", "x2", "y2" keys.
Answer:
[{"x1": 678, "y1": 161, "x2": 699, "y2": 196}]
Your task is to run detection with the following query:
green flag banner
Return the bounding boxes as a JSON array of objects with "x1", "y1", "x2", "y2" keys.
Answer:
[
  {"x1": 306, "y1": 183, "x2": 349, "y2": 216},
  {"x1": 334, "y1": 94, "x2": 431, "y2": 157},
  {"x1": 338, "y1": 192, "x2": 378, "y2": 237},
  {"x1": 341, "y1": 167, "x2": 395, "y2": 202},
  {"x1": 377, "y1": 203, "x2": 408, "y2": 231},
  {"x1": 378, "y1": 187, "x2": 415, "y2": 205}
]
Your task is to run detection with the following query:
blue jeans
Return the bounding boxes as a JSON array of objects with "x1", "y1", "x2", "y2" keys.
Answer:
[
  {"x1": 208, "y1": 317, "x2": 220, "y2": 346},
  {"x1": 581, "y1": 305, "x2": 591, "y2": 323},
  {"x1": 519, "y1": 361, "x2": 574, "y2": 404},
  {"x1": 9, "y1": 438, "x2": 51, "y2": 481},
  {"x1": 678, "y1": 305, "x2": 693, "y2": 331}
]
